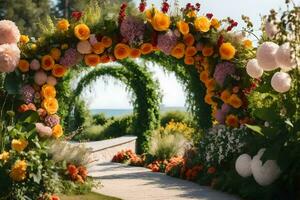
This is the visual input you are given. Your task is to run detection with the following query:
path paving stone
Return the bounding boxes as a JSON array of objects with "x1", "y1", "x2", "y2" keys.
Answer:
[{"x1": 89, "y1": 162, "x2": 240, "y2": 200}]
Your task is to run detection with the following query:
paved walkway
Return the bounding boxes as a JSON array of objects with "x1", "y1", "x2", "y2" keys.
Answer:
[{"x1": 89, "y1": 162, "x2": 240, "y2": 200}]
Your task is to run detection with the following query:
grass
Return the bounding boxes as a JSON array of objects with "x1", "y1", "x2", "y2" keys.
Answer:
[{"x1": 60, "y1": 192, "x2": 121, "y2": 200}]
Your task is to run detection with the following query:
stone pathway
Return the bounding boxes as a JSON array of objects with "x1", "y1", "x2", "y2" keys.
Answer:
[{"x1": 89, "y1": 162, "x2": 240, "y2": 200}]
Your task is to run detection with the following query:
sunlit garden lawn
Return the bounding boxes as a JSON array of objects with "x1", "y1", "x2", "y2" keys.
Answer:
[{"x1": 60, "y1": 192, "x2": 121, "y2": 200}]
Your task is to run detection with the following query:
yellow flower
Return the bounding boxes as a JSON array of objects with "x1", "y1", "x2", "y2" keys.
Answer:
[
  {"x1": 151, "y1": 12, "x2": 170, "y2": 31},
  {"x1": 211, "y1": 18, "x2": 220, "y2": 29},
  {"x1": 50, "y1": 48, "x2": 61, "y2": 61},
  {"x1": 20, "y1": 35, "x2": 29, "y2": 44},
  {"x1": 52, "y1": 64, "x2": 68, "y2": 78},
  {"x1": 0, "y1": 151, "x2": 9, "y2": 163},
  {"x1": 171, "y1": 43, "x2": 185, "y2": 59},
  {"x1": 18, "y1": 59, "x2": 30, "y2": 73},
  {"x1": 74, "y1": 23, "x2": 90, "y2": 40},
  {"x1": 243, "y1": 39, "x2": 253, "y2": 49},
  {"x1": 219, "y1": 42, "x2": 236, "y2": 60},
  {"x1": 42, "y1": 97, "x2": 59, "y2": 115},
  {"x1": 52, "y1": 124, "x2": 63, "y2": 138},
  {"x1": 57, "y1": 19, "x2": 70, "y2": 31},
  {"x1": 177, "y1": 20, "x2": 189, "y2": 35},
  {"x1": 10, "y1": 160, "x2": 27, "y2": 182},
  {"x1": 187, "y1": 11, "x2": 196, "y2": 18},
  {"x1": 225, "y1": 114, "x2": 239, "y2": 128},
  {"x1": 41, "y1": 55, "x2": 55, "y2": 71},
  {"x1": 145, "y1": 7, "x2": 158, "y2": 21},
  {"x1": 194, "y1": 16, "x2": 211, "y2": 32},
  {"x1": 61, "y1": 43, "x2": 69, "y2": 50},
  {"x1": 41, "y1": 84, "x2": 56, "y2": 99},
  {"x1": 229, "y1": 94, "x2": 243, "y2": 109},
  {"x1": 114, "y1": 43, "x2": 130, "y2": 60},
  {"x1": 11, "y1": 139, "x2": 28, "y2": 153},
  {"x1": 31, "y1": 43, "x2": 37, "y2": 50},
  {"x1": 220, "y1": 90, "x2": 231, "y2": 103}
]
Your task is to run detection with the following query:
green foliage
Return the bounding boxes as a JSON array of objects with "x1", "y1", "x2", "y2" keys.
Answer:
[
  {"x1": 93, "y1": 113, "x2": 108, "y2": 126},
  {"x1": 160, "y1": 110, "x2": 191, "y2": 127}
]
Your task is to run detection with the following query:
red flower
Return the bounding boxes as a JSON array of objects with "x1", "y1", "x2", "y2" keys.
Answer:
[
  {"x1": 71, "y1": 11, "x2": 83, "y2": 21},
  {"x1": 51, "y1": 195, "x2": 60, "y2": 200},
  {"x1": 67, "y1": 164, "x2": 78, "y2": 179},
  {"x1": 78, "y1": 166, "x2": 88, "y2": 180},
  {"x1": 206, "y1": 13, "x2": 213, "y2": 19},
  {"x1": 207, "y1": 167, "x2": 216, "y2": 174},
  {"x1": 139, "y1": 0, "x2": 146, "y2": 12}
]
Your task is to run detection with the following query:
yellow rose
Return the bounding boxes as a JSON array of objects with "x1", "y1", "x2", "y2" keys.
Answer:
[
  {"x1": 42, "y1": 97, "x2": 59, "y2": 115},
  {"x1": 74, "y1": 23, "x2": 90, "y2": 40},
  {"x1": 177, "y1": 20, "x2": 189, "y2": 35},
  {"x1": 219, "y1": 42, "x2": 236, "y2": 60},
  {"x1": 57, "y1": 19, "x2": 70, "y2": 31},
  {"x1": 10, "y1": 160, "x2": 27, "y2": 182},
  {"x1": 0, "y1": 151, "x2": 9, "y2": 163},
  {"x1": 151, "y1": 12, "x2": 170, "y2": 31},
  {"x1": 52, "y1": 124, "x2": 63, "y2": 138},
  {"x1": 41, "y1": 84, "x2": 56, "y2": 99},
  {"x1": 20, "y1": 35, "x2": 29, "y2": 44},
  {"x1": 211, "y1": 18, "x2": 220, "y2": 29},
  {"x1": 11, "y1": 139, "x2": 28, "y2": 152},
  {"x1": 194, "y1": 16, "x2": 211, "y2": 32}
]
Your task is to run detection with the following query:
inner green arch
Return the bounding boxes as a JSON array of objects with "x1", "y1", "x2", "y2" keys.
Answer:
[{"x1": 68, "y1": 60, "x2": 161, "y2": 152}]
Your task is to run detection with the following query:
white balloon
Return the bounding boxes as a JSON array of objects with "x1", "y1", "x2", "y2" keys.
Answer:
[
  {"x1": 235, "y1": 154, "x2": 252, "y2": 177},
  {"x1": 265, "y1": 21, "x2": 278, "y2": 39},
  {"x1": 271, "y1": 72, "x2": 292, "y2": 93},
  {"x1": 256, "y1": 42, "x2": 279, "y2": 71},
  {"x1": 246, "y1": 59, "x2": 264, "y2": 78},
  {"x1": 275, "y1": 43, "x2": 296, "y2": 71}
]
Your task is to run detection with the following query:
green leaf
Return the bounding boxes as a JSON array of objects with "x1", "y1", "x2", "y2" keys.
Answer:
[
  {"x1": 30, "y1": 170, "x2": 42, "y2": 184},
  {"x1": 245, "y1": 124, "x2": 264, "y2": 135},
  {"x1": 253, "y1": 106, "x2": 281, "y2": 122},
  {"x1": 19, "y1": 111, "x2": 39, "y2": 124}
]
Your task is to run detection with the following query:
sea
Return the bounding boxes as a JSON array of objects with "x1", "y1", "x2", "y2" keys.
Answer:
[{"x1": 90, "y1": 107, "x2": 186, "y2": 117}]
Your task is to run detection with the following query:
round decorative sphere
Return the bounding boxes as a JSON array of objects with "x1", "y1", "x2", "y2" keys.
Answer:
[
  {"x1": 256, "y1": 42, "x2": 279, "y2": 71},
  {"x1": 271, "y1": 72, "x2": 292, "y2": 93},
  {"x1": 235, "y1": 154, "x2": 252, "y2": 177},
  {"x1": 246, "y1": 59, "x2": 264, "y2": 78},
  {"x1": 275, "y1": 43, "x2": 296, "y2": 71}
]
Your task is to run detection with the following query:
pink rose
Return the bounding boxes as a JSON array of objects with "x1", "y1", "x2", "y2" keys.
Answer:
[
  {"x1": 0, "y1": 20, "x2": 20, "y2": 44},
  {"x1": 47, "y1": 76, "x2": 57, "y2": 86},
  {"x1": 0, "y1": 43, "x2": 20, "y2": 73},
  {"x1": 34, "y1": 70, "x2": 47, "y2": 85},
  {"x1": 30, "y1": 59, "x2": 40, "y2": 70},
  {"x1": 77, "y1": 40, "x2": 92, "y2": 54},
  {"x1": 35, "y1": 123, "x2": 52, "y2": 138}
]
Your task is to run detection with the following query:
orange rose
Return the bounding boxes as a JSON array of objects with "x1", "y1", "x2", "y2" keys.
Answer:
[
  {"x1": 184, "y1": 56, "x2": 194, "y2": 65},
  {"x1": 202, "y1": 46, "x2": 214, "y2": 57},
  {"x1": 52, "y1": 64, "x2": 67, "y2": 78},
  {"x1": 204, "y1": 93, "x2": 215, "y2": 105},
  {"x1": 130, "y1": 48, "x2": 141, "y2": 58},
  {"x1": 194, "y1": 16, "x2": 211, "y2": 32},
  {"x1": 52, "y1": 124, "x2": 63, "y2": 138},
  {"x1": 171, "y1": 43, "x2": 185, "y2": 59},
  {"x1": 18, "y1": 60, "x2": 30, "y2": 72},
  {"x1": 145, "y1": 8, "x2": 158, "y2": 21},
  {"x1": 41, "y1": 55, "x2": 55, "y2": 71},
  {"x1": 100, "y1": 55, "x2": 111, "y2": 63},
  {"x1": 205, "y1": 79, "x2": 216, "y2": 92},
  {"x1": 220, "y1": 90, "x2": 231, "y2": 103},
  {"x1": 50, "y1": 48, "x2": 61, "y2": 61},
  {"x1": 93, "y1": 42, "x2": 105, "y2": 54},
  {"x1": 199, "y1": 70, "x2": 209, "y2": 83},
  {"x1": 42, "y1": 97, "x2": 58, "y2": 115},
  {"x1": 185, "y1": 46, "x2": 197, "y2": 57},
  {"x1": 140, "y1": 43, "x2": 153, "y2": 55},
  {"x1": 151, "y1": 12, "x2": 170, "y2": 31},
  {"x1": 229, "y1": 94, "x2": 242, "y2": 109},
  {"x1": 183, "y1": 33, "x2": 195, "y2": 46},
  {"x1": 114, "y1": 43, "x2": 130, "y2": 60},
  {"x1": 101, "y1": 36, "x2": 113, "y2": 48},
  {"x1": 41, "y1": 84, "x2": 56, "y2": 99},
  {"x1": 177, "y1": 20, "x2": 189, "y2": 35},
  {"x1": 84, "y1": 54, "x2": 100, "y2": 66},
  {"x1": 219, "y1": 42, "x2": 236, "y2": 60},
  {"x1": 57, "y1": 19, "x2": 70, "y2": 31},
  {"x1": 226, "y1": 114, "x2": 239, "y2": 127},
  {"x1": 74, "y1": 23, "x2": 90, "y2": 40}
]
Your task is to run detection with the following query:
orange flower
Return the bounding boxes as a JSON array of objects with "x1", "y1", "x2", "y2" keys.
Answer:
[
  {"x1": 220, "y1": 90, "x2": 231, "y2": 103},
  {"x1": 229, "y1": 94, "x2": 242, "y2": 109},
  {"x1": 176, "y1": 20, "x2": 189, "y2": 35},
  {"x1": 194, "y1": 16, "x2": 211, "y2": 32},
  {"x1": 185, "y1": 46, "x2": 197, "y2": 57},
  {"x1": 52, "y1": 124, "x2": 63, "y2": 138},
  {"x1": 205, "y1": 79, "x2": 216, "y2": 92},
  {"x1": 184, "y1": 56, "x2": 194, "y2": 65},
  {"x1": 243, "y1": 39, "x2": 253, "y2": 49},
  {"x1": 226, "y1": 114, "x2": 239, "y2": 127},
  {"x1": 183, "y1": 33, "x2": 195, "y2": 46},
  {"x1": 207, "y1": 166, "x2": 216, "y2": 174},
  {"x1": 211, "y1": 18, "x2": 220, "y2": 29},
  {"x1": 10, "y1": 160, "x2": 27, "y2": 182},
  {"x1": 92, "y1": 42, "x2": 105, "y2": 54},
  {"x1": 187, "y1": 10, "x2": 197, "y2": 18},
  {"x1": 52, "y1": 64, "x2": 67, "y2": 78},
  {"x1": 100, "y1": 55, "x2": 111, "y2": 63},
  {"x1": 171, "y1": 43, "x2": 185, "y2": 59},
  {"x1": 219, "y1": 42, "x2": 236, "y2": 60},
  {"x1": 145, "y1": 8, "x2": 158, "y2": 21},
  {"x1": 50, "y1": 48, "x2": 61, "y2": 61},
  {"x1": 151, "y1": 12, "x2": 170, "y2": 31},
  {"x1": 84, "y1": 54, "x2": 100, "y2": 66},
  {"x1": 18, "y1": 59, "x2": 29, "y2": 72},
  {"x1": 42, "y1": 97, "x2": 58, "y2": 114},
  {"x1": 130, "y1": 48, "x2": 141, "y2": 58},
  {"x1": 204, "y1": 93, "x2": 215, "y2": 105},
  {"x1": 57, "y1": 19, "x2": 70, "y2": 31},
  {"x1": 41, "y1": 55, "x2": 55, "y2": 71},
  {"x1": 101, "y1": 36, "x2": 113, "y2": 48},
  {"x1": 199, "y1": 70, "x2": 209, "y2": 83},
  {"x1": 114, "y1": 43, "x2": 130, "y2": 60},
  {"x1": 140, "y1": 43, "x2": 153, "y2": 55},
  {"x1": 74, "y1": 23, "x2": 90, "y2": 40},
  {"x1": 11, "y1": 139, "x2": 28, "y2": 153},
  {"x1": 41, "y1": 84, "x2": 56, "y2": 99},
  {"x1": 20, "y1": 35, "x2": 29, "y2": 44},
  {"x1": 202, "y1": 46, "x2": 214, "y2": 57}
]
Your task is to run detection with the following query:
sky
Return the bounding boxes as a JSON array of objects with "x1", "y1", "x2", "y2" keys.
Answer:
[{"x1": 86, "y1": 0, "x2": 291, "y2": 109}]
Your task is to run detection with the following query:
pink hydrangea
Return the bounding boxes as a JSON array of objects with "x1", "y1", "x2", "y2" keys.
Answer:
[
  {"x1": 0, "y1": 43, "x2": 20, "y2": 73},
  {"x1": 35, "y1": 123, "x2": 52, "y2": 138},
  {"x1": 157, "y1": 31, "x2": 178, "y2": 55},
  {"x1": 34, "y1": 70, "x2": 47, "y2": 85},
  {"x1": 44, "y1": 114, "x2": 60, "y2": 128},
  {"x1": 213, "y1": 62, "x2": 235, "y2": 87},
  {"x1": 59, "y1": 48, "x2": 82, "y2": 67},
  {"x1": 21, "y1": 85, "x2": 35, "y2": 104},
  {"x1": 0, "y1": 20, "x2": 20, "y2": 44},
  {"x1": 120, "y1": 16, "x2": 145, "y2": 44}
]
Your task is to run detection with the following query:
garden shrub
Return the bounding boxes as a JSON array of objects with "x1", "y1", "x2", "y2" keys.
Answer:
[
  {"x1": 160, "y1": 110, "x2": 191, "y2": 127},
  {"x1": 93, "y1": 113, "x2": 109, "y2": 126}
]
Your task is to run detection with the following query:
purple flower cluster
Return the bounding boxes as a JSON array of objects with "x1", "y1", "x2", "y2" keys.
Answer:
[
  {"x1": 21, "y1": 85, "x2": 35, "y2": 104},
  {"x1": 157, "y1": 31, "x2": 178, "y2": 55},
  {"x1": 120, "y1": 16, "x2": 145, "y2": 44},
  {"x1": 44, "y1": 114, "x2": 60, "y2": 128},
  {"x1": 59, "y1": 48, "x2": 82, "y2": 67},
  {"x1": 213, "y1": 62, "x2": 235, "y2": 87},
  {"x1": 215, "y1": 104, "x2": 231, "y2": 124}
]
